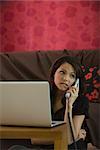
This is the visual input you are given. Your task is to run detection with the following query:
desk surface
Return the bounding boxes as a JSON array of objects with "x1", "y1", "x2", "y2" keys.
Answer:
[
  {"x1": 0, "y1": 124, "x2": 66, "y2": 137},
  {"x1": 0, "y1": 124, "x2": 68, "y2": 150}
]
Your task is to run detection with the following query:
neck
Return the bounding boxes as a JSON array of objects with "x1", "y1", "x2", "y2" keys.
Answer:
[{"x1": 55, "y1": 90, "x2": 65, "y2": 99}]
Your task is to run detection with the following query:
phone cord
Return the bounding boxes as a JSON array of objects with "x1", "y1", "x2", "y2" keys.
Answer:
[{"x1": 68, "y1": 112, "x2": 77, "y2": 150}]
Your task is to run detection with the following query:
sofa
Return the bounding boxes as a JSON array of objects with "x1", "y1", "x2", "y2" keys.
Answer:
[{"x1": 0, "y1": 49, "x2": 100, "y2": 149}]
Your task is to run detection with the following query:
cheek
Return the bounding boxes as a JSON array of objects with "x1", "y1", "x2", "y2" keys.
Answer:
[
  {"x1": 54, "y1": 74, "x2": 61, "y2": 85},
  {"x1": 70, "y1": 79, "x2": 76, "y2": 86}
]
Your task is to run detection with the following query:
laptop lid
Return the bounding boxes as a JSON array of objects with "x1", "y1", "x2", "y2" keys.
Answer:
[{"x1": 0, "y1": 81, "x2": 54, "y2": 127}]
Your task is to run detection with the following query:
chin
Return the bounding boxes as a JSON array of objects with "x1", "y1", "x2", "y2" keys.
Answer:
[
  {"x1": 58, "y1": 87, "x2": 67, "y2": 92},
  {"x1": 56, "y1": 85, "x2": 67, "y2": 92}
]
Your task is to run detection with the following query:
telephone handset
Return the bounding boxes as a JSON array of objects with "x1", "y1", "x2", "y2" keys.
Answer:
[{"x1": 65, "y1": 78, "x2": 79, "y2": 99}]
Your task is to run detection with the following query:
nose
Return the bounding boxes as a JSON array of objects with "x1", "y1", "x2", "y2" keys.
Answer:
[{"x1": 63, "y1": 75, "x2": 70, "y2": 82}]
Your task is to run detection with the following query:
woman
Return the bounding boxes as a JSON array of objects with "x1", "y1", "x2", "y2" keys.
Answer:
[
  {"x1": 49, "y1": 55, "x2": 89, "y2": 149},
  {"x1": 8, "y1": 55, "x2": 89, "y2": 150}
]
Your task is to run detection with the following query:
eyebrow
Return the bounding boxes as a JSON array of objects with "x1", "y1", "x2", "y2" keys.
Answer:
[{"x1": 60, "y1": 68, "x2": 76, "y2": 74}]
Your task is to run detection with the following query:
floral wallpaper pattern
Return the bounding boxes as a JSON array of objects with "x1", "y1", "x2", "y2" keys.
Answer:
[
  {"x1": 82, "y1": 66, "x2": 100, "y2": 103},
  {"x1": 0, "y1": 1, "x2": 100, "y2": 52}
]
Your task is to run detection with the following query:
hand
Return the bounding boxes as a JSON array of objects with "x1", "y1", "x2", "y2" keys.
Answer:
[
  {"x1": 78, "y1": 129, "x2": 86, "y2": 140},
  {"x1": 87, "y1": 143, "x2": 97, "y2": 150},
  {"x1": 68, "y1": 86, "x2": 79, "y2": 106}
]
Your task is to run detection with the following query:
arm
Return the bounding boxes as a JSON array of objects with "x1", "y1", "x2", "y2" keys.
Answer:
[
  {"x1": 64, "y1": 102, "x2": 85, "y2": 144},
  {"x1": 64, "y1": 86, "x2": 86, "y2": 144},
  {"x1": 73, "y1": 115, "x2": 85, "y2": 138}
]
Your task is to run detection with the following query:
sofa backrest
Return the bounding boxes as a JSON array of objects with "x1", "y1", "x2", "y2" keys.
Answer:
[
  {"x1": 0, "y1": 50, "x2": 99, "y2": 77},
  {"x1": 0, "y1": 49, "x2": 99, "y2": 102}
]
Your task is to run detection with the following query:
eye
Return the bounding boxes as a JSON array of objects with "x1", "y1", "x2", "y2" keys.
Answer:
[
  {"x1": 60, "y1": 70, "x2": 65, "y2": 74},
  {"x1": 71, "y1": 74, "x2": 76, "y2": 79}
]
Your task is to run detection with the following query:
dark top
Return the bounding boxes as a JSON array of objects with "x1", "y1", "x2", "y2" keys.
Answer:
[
  {"x1": 51, "y1": 94, "x2": 91, "y2": 143},
  {"x1": 52, "y1": 95, "x2": 89, "y2": 121}
]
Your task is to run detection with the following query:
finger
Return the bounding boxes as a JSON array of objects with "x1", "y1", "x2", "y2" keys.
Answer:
[
  {"x1": 71, "y1": 88, "x2": 78, "y2": 97},
  {"x1": 80, "y1": 131, "x2": 86, "y2": 135},
  {"x1": 72, "y1": 88, "x2": 76, "y2": 94},
  {"x1": 79, "y1": 133, "x2": 86, "y2": 139},
  {"x1": 80, "y1": 129, "x2": 86, "y2": 132},
  {"x1": 73, "y1": 86, "x2": 79, "y2": 93},
  {"x1": 71, "y1": 86, "x2": 79, "y2": 93}
]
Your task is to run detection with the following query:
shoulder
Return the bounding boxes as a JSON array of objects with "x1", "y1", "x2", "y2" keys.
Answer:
[
  {"x1": 72, "y1": 95, "x2": 89, "y2": 117},
  {"x1": 74, "y1": 95, "x2": 89, "y2": 106}
]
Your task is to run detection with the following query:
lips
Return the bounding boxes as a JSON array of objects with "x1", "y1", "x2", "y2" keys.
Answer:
[
  {"x1": 56, "y1": 83, "x2": 69, "y2": 91},
  {"x1": 60, "y1": 83, "x2": 68, "y2": 88}
]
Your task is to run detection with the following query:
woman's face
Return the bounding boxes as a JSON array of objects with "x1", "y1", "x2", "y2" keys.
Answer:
[{"x1": 54, "y1": 62, "x2": 76, "y2": 91}]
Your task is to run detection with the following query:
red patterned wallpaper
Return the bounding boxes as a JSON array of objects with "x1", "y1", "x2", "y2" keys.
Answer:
[{"x1": 0, "y1": 1, "x2": 100, "y2": 52}]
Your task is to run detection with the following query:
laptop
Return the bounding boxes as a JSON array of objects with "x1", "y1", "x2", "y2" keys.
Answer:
[{"x1": 0, "y1": 81, "x2": 65, "y2": 127}]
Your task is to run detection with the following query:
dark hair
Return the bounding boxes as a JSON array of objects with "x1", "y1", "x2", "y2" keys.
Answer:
[{"x1": 49, "y1": 55, "x2": 85, "y2": 96}]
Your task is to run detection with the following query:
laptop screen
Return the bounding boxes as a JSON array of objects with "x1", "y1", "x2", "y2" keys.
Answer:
[{"x1": 0, "y1": 81, "x2": 53, "y2": 127}]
